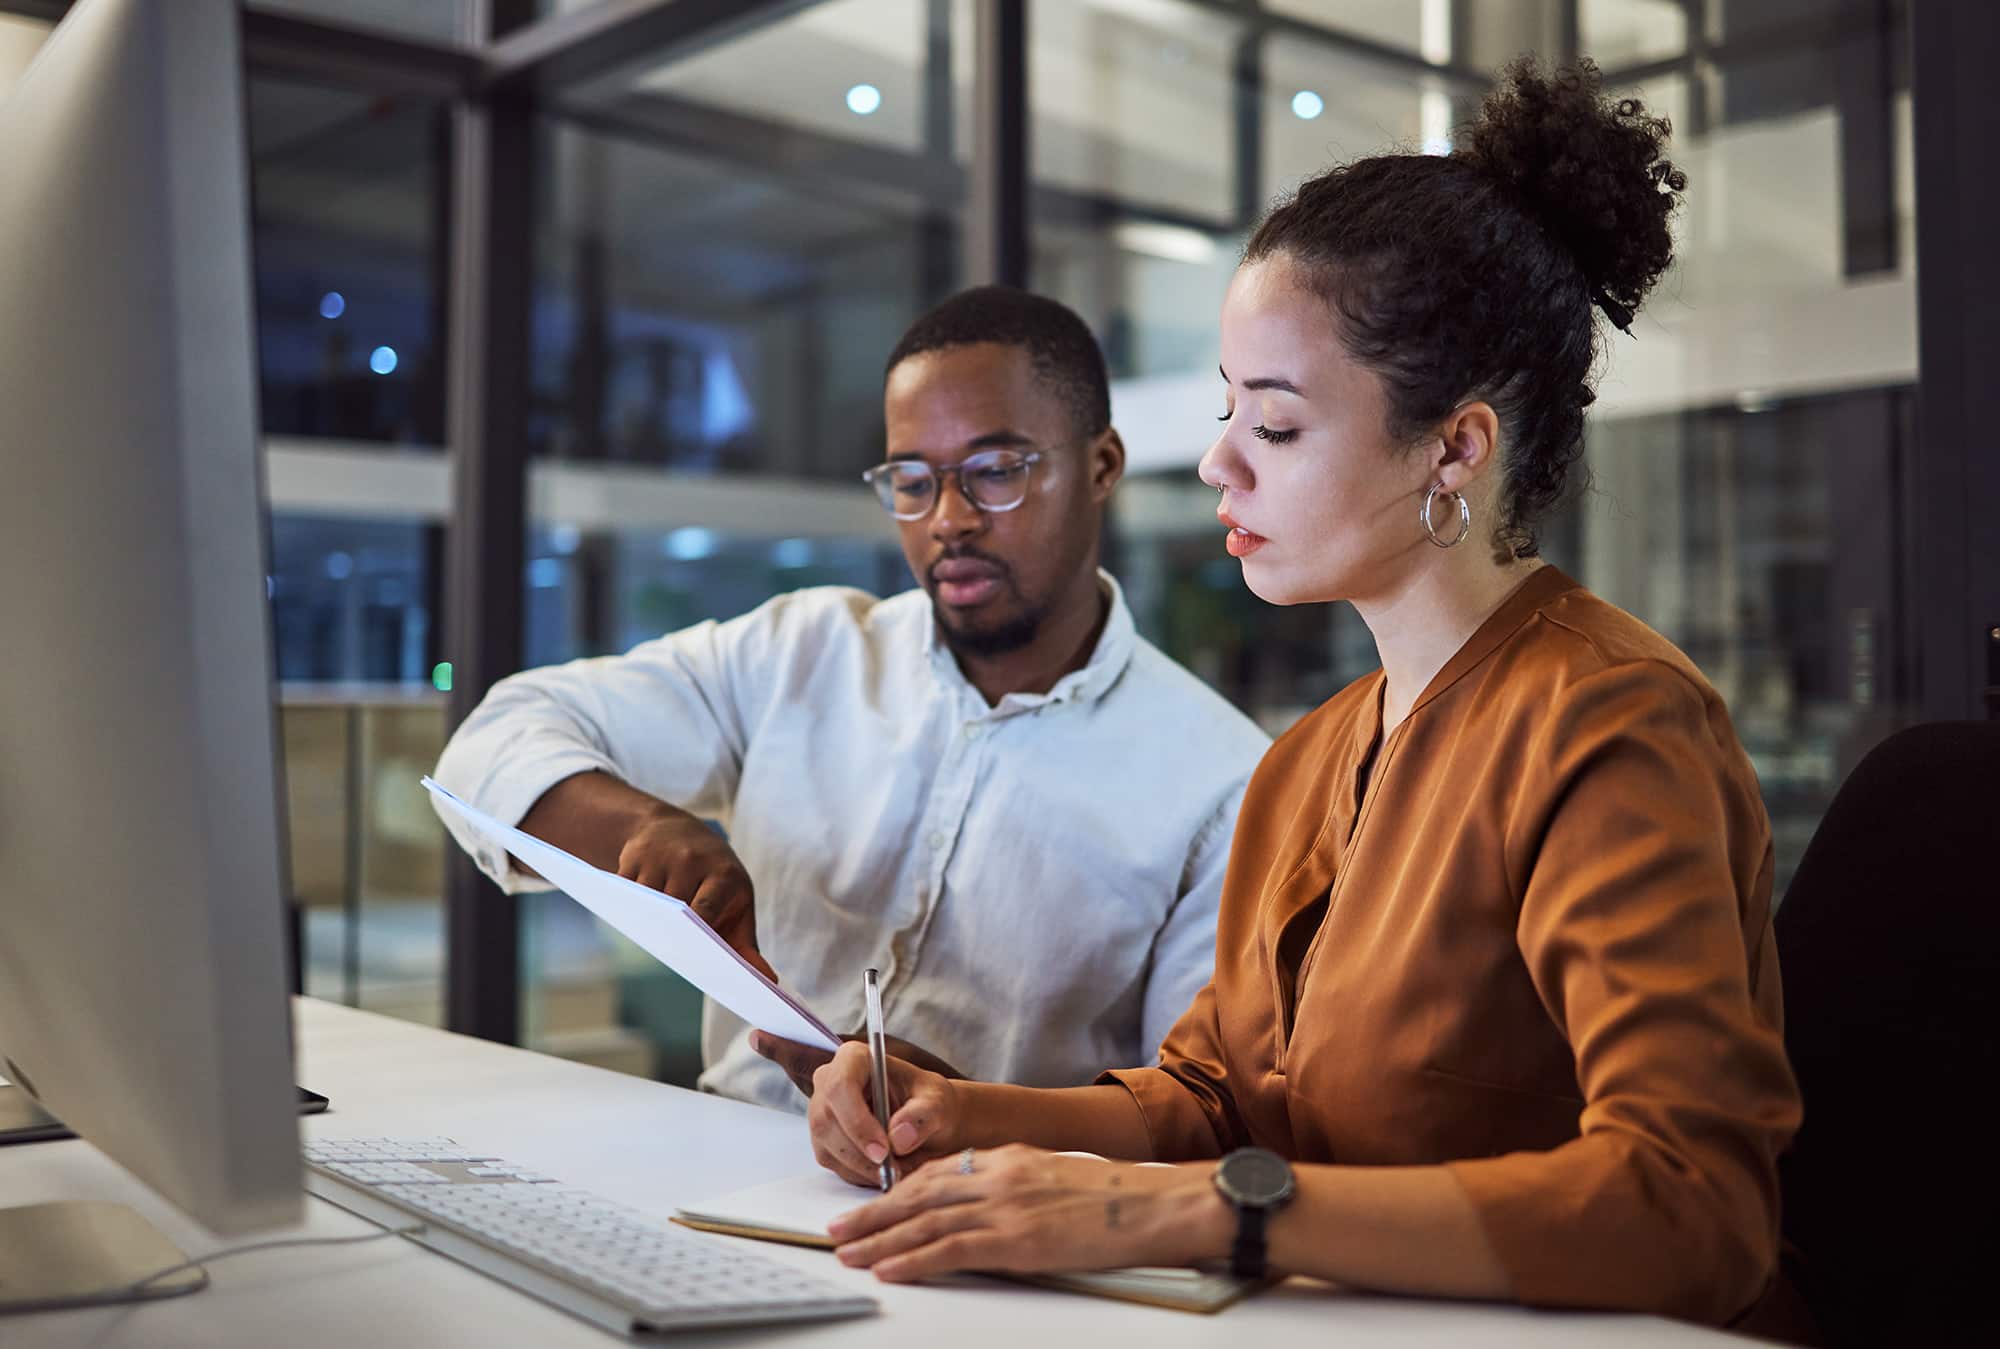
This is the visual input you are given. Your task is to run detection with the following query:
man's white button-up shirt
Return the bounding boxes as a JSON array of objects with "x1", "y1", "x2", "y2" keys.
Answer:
[{"x1": 433, "y1": 573, "x2": 1269, "y2": 1112}]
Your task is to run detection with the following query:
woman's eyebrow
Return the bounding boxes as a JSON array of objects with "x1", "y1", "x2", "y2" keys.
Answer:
[{"x1": 1219, "y1": 364, "x2": 1303, "y2": 395}]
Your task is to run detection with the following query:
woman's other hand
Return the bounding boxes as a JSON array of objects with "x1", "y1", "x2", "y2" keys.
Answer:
[{"x1": 825, "y1": 1146, "x2": 1230, "y2": 1282}]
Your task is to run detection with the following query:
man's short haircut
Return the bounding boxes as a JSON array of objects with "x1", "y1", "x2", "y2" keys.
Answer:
[{"x1": 885, "y1": 286, "x2": 1112, "y2": 439}]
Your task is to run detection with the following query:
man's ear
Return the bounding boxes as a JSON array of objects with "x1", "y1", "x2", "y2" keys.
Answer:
[
  {"x1": 1088, "y1": 427, "x2": 1127, "y2": 504},
  {"x1": 1431, "y1": 401, "x2": 1500, "y2": 495}
]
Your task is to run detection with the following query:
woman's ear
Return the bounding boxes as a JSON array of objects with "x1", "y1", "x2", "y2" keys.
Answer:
[{"x1": 1431, "y1": 402, "x2": 1500, "y2": 494}]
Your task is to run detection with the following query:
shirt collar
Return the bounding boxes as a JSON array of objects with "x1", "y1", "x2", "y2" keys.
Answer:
[{"x1": 924, "y1": 568, "x2": 1137, "y2": 715}]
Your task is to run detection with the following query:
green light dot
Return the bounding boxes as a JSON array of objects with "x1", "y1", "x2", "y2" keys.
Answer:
[{"x1": 431, "y1": 661, "x2": 452, "y2": 693}]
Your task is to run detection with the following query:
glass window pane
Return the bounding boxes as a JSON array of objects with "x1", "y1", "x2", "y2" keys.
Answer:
[
  {"x1": 250, "y1": 79, "x2": 448, "y2": 447},
  {"x1": 286, "y1": 696, "x2": 449, "y2": 1024},
  {"x1": 522, "y1": 524, "x2": 907, "y2": 667},
  {"x1": 533, "y1": 121, "x2": 958, "y2": 475},
  {"x1": 1034, "y1": 218, "x2": 1238, "y2": 381},
  {"x1": 268, "y1": 515, "x2": 438, "y2": 684},
  {"x1": 1580, "y1": 0, "x2": 1689, "y2": 69},
  {"x1": 1264, "y1": 38, "x2": 1430, "y2": 192},
  {"x1": 1030, "y1": 0, "x2": 1239, "y2": 224},
  {"x1": 604, "y1": 0, "x2": 933, "y2": 155},
  {"x1": 1263, "y1": 0, "x2": 1427, "y2": 57},
  {"x1": 1568, "y1": 389, "x2": 1916, "y2": 894}
]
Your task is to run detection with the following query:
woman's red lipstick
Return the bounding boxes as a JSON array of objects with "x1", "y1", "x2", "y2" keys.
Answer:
[{"x1": 1218, "y1": 508, "x2": 1267, "y2": 558}]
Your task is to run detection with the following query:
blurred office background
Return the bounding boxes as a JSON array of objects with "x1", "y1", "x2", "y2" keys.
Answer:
[{"x1": 3, "y1": 0, "x2": 1984, "y2": 1086}]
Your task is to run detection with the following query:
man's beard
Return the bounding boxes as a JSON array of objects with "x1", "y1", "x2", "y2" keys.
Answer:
[
  {"x1": 926, "y1": 549, "x2": 1045, "y2": 659},
  {"x1": 933, "y1": 601, "x2": 1046, "y2": 659}
]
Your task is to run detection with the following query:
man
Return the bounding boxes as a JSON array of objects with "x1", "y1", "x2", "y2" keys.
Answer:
[{"x1": 433, "y1": 286, "x2": 1269, "y2": 1112}]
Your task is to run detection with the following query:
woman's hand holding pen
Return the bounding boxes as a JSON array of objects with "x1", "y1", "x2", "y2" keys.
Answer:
[
  {"x1": 807, "y1": 1041, "x2": 962, "y2": 1186},
  {"x1": 825, "y1": 1147, "x2": 1229, "y2": 1283}
]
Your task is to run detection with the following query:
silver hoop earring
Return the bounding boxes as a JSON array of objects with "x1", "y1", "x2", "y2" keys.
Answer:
[{"x1": 1422, "y1": 483, "x2": 1471, "y2": 549}]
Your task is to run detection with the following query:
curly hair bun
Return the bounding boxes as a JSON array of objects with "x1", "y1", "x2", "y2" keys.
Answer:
[{"x1": 1458, "y1": 58, "x2": 1685, "y2": 323}]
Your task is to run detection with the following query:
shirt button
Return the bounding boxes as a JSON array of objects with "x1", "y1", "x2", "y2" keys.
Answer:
[
  {"x1": 963, "y1": 723, "x2": 982, "y2": 740},
  {"x1": 928, "y1": 832, "x2": 945, "y2": 850}
]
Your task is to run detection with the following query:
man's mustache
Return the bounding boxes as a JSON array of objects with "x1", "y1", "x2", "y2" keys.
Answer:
[{"x1": 926, "y1": 549, "x2": 1013, "y2": 587}]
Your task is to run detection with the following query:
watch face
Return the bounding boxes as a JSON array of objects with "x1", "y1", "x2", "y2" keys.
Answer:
[{"x1": 1219, "y1": 1148, "x2": 1294, "y2": 1207}]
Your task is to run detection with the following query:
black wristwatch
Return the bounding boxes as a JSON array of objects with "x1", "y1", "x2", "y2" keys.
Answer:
[{"x1": 1212, "y1": 1146, "x2": 1296, "y2": 1279}]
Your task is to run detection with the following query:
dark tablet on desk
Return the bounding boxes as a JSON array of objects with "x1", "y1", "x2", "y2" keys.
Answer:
[{"x1": 0, "y1": 1084, "x2": 329, "y2": 1145}]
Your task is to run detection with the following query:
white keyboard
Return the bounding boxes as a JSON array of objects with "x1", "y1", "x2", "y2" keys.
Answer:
[{"x1": 302, "y1": 1137, "x2": 877, "y2": 1335}]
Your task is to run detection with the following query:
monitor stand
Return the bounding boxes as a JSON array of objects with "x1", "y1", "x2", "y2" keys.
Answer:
[{"x1": 0, "y1": 1201, "x2": 206, "y2": 1313}]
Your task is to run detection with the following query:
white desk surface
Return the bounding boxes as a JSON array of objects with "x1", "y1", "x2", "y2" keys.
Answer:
[{"x1": 3, "y1": 998, "x2": 1752, "y2": 1347}]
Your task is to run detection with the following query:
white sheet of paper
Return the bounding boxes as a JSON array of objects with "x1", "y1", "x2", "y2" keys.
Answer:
[
  {"x1": 422, "y1": 778, "x2": 839, "y2": 1052},
  {"x1": 676, "y1": 1168, "x2": 878, "y2": 1242}
]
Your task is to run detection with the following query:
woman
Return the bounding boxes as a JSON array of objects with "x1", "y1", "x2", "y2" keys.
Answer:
[{"x1": 798, "y1": 60, "x2": 1801, "y2": 1328}]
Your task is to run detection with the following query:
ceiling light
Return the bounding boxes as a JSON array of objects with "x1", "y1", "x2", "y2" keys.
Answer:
[{"x1": 1112, "y1": 221, "x2": 1218, "y2": 265}]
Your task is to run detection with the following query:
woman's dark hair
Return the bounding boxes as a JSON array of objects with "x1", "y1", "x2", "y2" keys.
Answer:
[{"x1": 1245, "y1": 58, "x2": 1685, "y2": 559}]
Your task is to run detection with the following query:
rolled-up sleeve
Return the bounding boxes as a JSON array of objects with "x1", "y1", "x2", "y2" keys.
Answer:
[
  {"x1": 1100, "y1": 979, "x2": 1242, "y2": 1162},
  {"x1": 1446, "y1": 661, "x2": 1801, "y2": 1324},
  {"x1": 431, "y1": 601, "x2": 783, "y2": 891}
]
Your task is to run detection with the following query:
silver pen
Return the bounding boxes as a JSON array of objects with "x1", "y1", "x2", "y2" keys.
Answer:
[{"x1": 863, "y1": 968, "x2": 894, "y2": 1192}]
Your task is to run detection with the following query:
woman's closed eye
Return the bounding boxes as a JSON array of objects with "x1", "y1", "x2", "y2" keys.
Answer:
[{"x1": 1217, "y1": 411, "x2": 1299, "y2": 445}]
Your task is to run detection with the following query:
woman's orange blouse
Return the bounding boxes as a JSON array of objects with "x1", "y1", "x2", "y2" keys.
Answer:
[{"x1": 1104, "y1": 567, "x2": 1801, "y2": 1325}]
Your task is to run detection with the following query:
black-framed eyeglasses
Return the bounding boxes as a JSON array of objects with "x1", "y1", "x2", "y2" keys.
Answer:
[{"x1": 861, "y1": 447, "x2": 1046, "y2": 521}]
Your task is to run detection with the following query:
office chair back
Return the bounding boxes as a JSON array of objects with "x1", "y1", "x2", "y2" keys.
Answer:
[{"x1": 1774, "y1": 720, "x2": 1997, "y2": 1347}]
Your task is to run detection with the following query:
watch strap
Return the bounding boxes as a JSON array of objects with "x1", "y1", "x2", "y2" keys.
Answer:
[{"x1": 1230, "y1": 1198, "x2": 1269, "y2": 1279}]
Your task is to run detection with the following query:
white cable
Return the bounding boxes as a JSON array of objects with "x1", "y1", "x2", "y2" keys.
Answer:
[{"x1": 116, "y1": 1222, "x2": 427, "y2": 1297}]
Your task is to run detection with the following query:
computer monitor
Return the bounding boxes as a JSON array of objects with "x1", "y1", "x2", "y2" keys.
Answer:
[{"x1": 0, "y1": 0, "x2": 301, "y2": 1307}]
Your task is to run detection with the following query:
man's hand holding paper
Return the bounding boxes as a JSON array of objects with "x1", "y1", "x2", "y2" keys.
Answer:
[
  {"x1": 607, "y1": 806, "x2": 770, "y2": 983},
  {"x1": 422, "y1": 777, "x2": 834, "y2": 1052}
]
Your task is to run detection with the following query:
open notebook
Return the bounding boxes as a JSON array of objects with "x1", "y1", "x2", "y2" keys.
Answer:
[{"x1": 674, "y1": 1167, "x2": 1263, "y2": 1314}]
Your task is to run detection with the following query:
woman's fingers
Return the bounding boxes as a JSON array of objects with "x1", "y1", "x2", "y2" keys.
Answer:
[
  {"x1": 885, "y1": 1089, "x2": 944, "y2": 1156},
  {"x1": 834, "y1": 1197, "x2": 987, "y2": 1268},
  {"x1": 828, "y1": 1163, "x2": 976, "y2": 1241},
  {"x1": 874, "y1": 1229, "x2": 1014, "y2": 1283},
  {"x1": 812, "y1": 1042, "x2": 890, "y2": 1163},
  {"x1": 812, "y1": 1127, "x2": 883, "y2": 1188}
]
